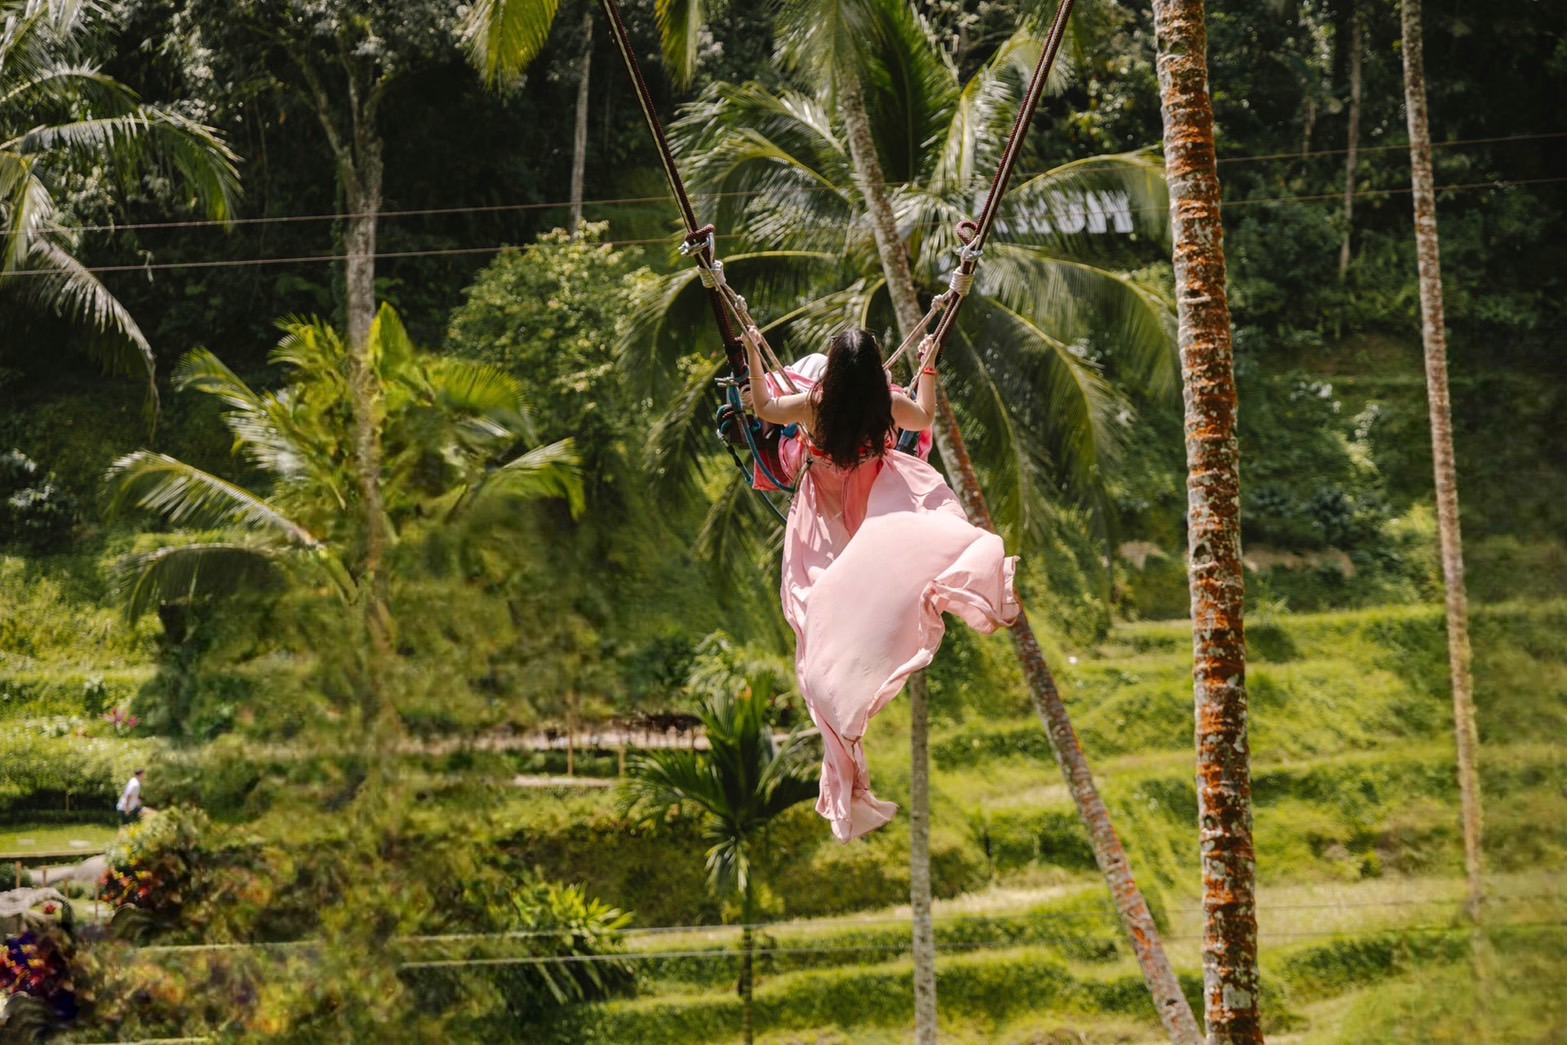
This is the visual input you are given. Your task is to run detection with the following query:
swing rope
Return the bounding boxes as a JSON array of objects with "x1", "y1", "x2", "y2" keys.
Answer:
[
  {"x1": 920, "y1": 0, "x2": 1079, "y2": 368},
  {"x1": 595, "y1": 0, "x2": 748, "y2": 380},
  {"x1": 596, "y1": 0, "x2": 1080, "y2": 489}
]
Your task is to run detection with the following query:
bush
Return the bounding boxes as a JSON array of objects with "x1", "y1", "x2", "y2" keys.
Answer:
[
  {"x1": 99, "y1": 806, "x2": 210, "y2": 922},
  {"x1": 0, "y1": 450, "x2": 76, "y2": 552},
  {"x1": 0, "y1": 669, "x2": 150, "y2": 719},
  {"x1": 0, "y1": 722, "x2": 163, "y2": 818}
]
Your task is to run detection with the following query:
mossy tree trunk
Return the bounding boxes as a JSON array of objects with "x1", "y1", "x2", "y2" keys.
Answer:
[
  {"x1": 1398, "y1": 0, "x2": 1483, "y2": 926},
  {"x1": 292, "y1": 47, "x2": 396, "y2": 777},
  {"x1": 1150, "y1": 0, "x2": 1261, "y2": 1040},
  {"x1": 570, "y1": 7, "x2": 593, "y2": 236},
  {"x1": 1338, "y1": 0, "x2": 1362, "y2": 282}
]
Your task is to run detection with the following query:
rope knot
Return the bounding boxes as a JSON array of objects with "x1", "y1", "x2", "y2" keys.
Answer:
[
  {"x1": 948, "y1": 269, "x2": 975, "y2": 296},
  {"x1": 698, "y1": 259, "x2": 725, "y2": 289}
]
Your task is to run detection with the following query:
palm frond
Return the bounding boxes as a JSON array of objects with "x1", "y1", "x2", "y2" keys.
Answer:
[
  {"x1": 0, "y1": 157, "x2": 54, "y2": 274},
  {"x1": 428, "y1": 357, "x2": 535, "y2": 447},
  {"x1": 462, "y1": 0, "x2": 560, "y2": 85},
  {"x1": 859, "y1": 0, "x2": 958, "y2": 184},
  {"x1": 1000, "y1": 149, "x2": 1170, "y2": 253},
  {"x1": 173, "y1": 349, "x2": 328, "y2": 485},
  {"x1": 18, "y1": 110, "x2": 239, "y2": 221},
  {"x1": 104, "y1": 451, "x2": 323, "y2": 546},
  {"x1": 949, "y1": 289, "x2": 1125, "y2": 537},
  {"x1": 692, "y1": 468, "x2": 786, "y2": 599},
  {"x1": 655, "y1": 0, "x2": 713, "y2": 88},
  {"x1": 474, "y1": 438, "x2": 585, "y2": 518},
  {"x1": 641, "y1": 355, "x2": 726, "y2": 499},
  {"x1": 774, "y1": 0, "x2": 888, "y2": 91},
  {"x1": 940, "y1": 322, "x2": 1058, "y2": 547},
  {"x1": 0, "y1": 62, "x2": 132, "y2": 116},
  {"x1": 109, "y1": 538, "x2": 288, "y2": 622},
  {"x1": 983, "y1": 245, "x2": 1178, "y2": 396},
  {"x1": 13, "y1": 237, "x2": 156, "y2": 404}
]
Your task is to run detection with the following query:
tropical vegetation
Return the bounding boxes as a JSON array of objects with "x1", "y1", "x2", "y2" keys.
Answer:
[{"x1": 1, "y1": 0, "x2": 1562, "y2": 1040}]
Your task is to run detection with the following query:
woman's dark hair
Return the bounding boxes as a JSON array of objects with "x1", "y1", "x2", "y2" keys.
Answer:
[{"x1": 811, "y1": 328, "x2": 893, "y2": 469}]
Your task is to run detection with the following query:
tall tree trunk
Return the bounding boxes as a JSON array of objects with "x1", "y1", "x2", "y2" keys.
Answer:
[
  {"x1": 907, "y1": 672, "x2": 938, "y2": 1044},
  {"x1": 1399, "y1": 0, "x2": 1483, "y2": 926},
  {"x1": 294, "y1": 45, "x2": 396, "y2": 778},
  {"x1": 1338, "y1": 0, "x2": 1363, "y2": 282},
  {"x1": 570, "y1": 8, "x2": 593, "y2": 237},
  {"x1": 1151, "y1": 1, "x2": 1261, "y2": 1041},
  {"x1": 740, "y1": 880, "x2": 756, "y2": 1045},
  {"x1": 837, "y1": 71, "x2": 939, "y2": 1042},
  {"x1": 838, "y1": 66, "x2": 1201, "y2": 1045},
  {"x1": 342, "y1": 128, "x2": 395, "y2": 773}
]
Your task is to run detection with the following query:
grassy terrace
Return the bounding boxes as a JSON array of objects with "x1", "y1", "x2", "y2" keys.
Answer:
[{"x1": 4, "y1": 595, "x2": 1562, "y2": 1039}]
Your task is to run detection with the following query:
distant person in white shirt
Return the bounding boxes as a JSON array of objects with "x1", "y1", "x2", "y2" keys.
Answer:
[{"x1": 116, "y1": 769, "x2": 146, "y2": 824}]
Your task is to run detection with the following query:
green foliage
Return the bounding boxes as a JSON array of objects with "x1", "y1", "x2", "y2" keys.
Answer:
[
  {"x1": 446, "y1": 226, "x2": 734, "y2": 716},
  {"x1": 99, "y1": 806, "x2": 209, "y2": 925},
  {"x1": 0, "y1": 450, "x2": 76, "y2": 552},
  {"x1": 1300, "y1": 930, "x2": 1567, "y2": 1042},
  {"x1": 0, "y1": 721, "x2": 162, "y2": 818},
  {"x1": 0, "y1": 0, "x2": 238, "y2": 402},
  {"x1": 621, "y1": 666, "x2": 819, "y2": 902},
  {"x1": 539, "y1": 947, "x2": 1201, "y2": 1044}
]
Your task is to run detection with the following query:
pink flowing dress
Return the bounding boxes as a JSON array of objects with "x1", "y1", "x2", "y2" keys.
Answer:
[{"x1": 778, "y1": 426, "x2": 1019, "y2": 843}]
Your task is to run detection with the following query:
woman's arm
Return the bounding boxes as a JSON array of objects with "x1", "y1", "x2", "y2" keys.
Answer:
[
  {"x1": 890, "y1": 339, "x2": 937, "y2": 431},
  {"x1": 744, "y1": 327, "x2": 814, "y2": 426}
]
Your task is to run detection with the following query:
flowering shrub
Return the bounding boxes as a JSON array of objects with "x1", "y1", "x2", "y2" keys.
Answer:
[
  {"x1": 101, "y1": 705, "x2": 141, "y2": 735},
  {"x1": 98, "y1": 806, "x2": 208, "y2": 920},
  {"x1": 0, "y1": 889, "x2": 80, "y2": 1025}
]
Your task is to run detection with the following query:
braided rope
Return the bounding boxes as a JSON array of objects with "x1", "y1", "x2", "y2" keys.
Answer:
[{"x1": 596, "y1": 0, "x2": 744, "y2": 375}]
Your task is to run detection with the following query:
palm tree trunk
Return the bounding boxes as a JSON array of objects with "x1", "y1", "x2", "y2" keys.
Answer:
[
  {"x1": 570, "y1": 8, "x2": 593, "y2": 237},
  {"x1": 1150, "y1": 1, "x2": 1261, "y2": 1041},
  {"x1": 740, "y1": 881, "x2": 756, "y2": 1045},
  {"x1": 343, "y1": 131, "x2": 396, "y2": 777},
  {"x1": 1398, "y1": 0, "x2": 1483, "y2": 927},
  {"x1": 1338, "y1": 0, "x2": 1362, "y2": 282},
  {"x1": 907, "y1": 672, "x2": 938, "y2": 1044},
  {"x1": 839, "y1": 64, "x2": 1200, "y2": 1045},
  {"x1": 837, "y1": 71, "x2": 939, "y2": 1042},
  {"x1": 294, "y1": 45, "x2": 396, "y2": 778}
]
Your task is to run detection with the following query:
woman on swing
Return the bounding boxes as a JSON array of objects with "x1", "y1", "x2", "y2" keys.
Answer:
[{"x1": 742, "y1": 326, "x2": 1019, "y2": 843}]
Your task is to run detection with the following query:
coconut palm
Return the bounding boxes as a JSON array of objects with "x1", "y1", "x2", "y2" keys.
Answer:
[
  {"x1": 1398, "y1": 0, "x2": 1482, "y2": 930},
  {"x1": 104, "y1": 303, "x2": 583, "y2": 623},
  {"x1": 1150, "y1": 0, "x2": 1260, "y2": 1040},
  {"x1": 631, "y1": 19, "x2": 1173, "y2": 553},
  {"x1": 0, "y1": 0, "x2": 239, "y2": 405},
  {"x1": 464, "y1": 0, "x2": 717, "y2": 88},
  {"x1": 621, "y1": 641, "x2": 818, "y2": 1045}
]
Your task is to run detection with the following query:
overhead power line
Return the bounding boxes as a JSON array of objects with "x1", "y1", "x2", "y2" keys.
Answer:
[
  {"x1": 4, "y1": 174, "x2": 1564, "y2": 281},
  {"x1": 2, "y1": 129, "x2": 1560, "y2": 240}
]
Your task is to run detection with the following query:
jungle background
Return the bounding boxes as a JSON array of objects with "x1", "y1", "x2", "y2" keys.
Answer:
[{"x1": 1, "y1": 0, "x2": 1563, "y2": 1040}]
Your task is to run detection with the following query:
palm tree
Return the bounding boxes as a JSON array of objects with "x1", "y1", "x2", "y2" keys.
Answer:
[
  {"x1": 1397, "y1": 0, "x2": 1482, "y2": 928},
  {"x1": 627, "y1": 5, "x2": 1199, "y2": 1040},
  {"x1": 0, "y1": 0, "x2": 239, "y2": 408},
  {"x1": 1149, "y1": 0, "x2": 1260, "y2": 1041},
  {"x1": 639, "y1": 54, "x2": 1172, "y2": 546},
  {"x1": 104, "y1": 303, "x2": 583, "y2": 631},
  {"x1": 621, "y1": 644, "x2": 818, "y2": 1045},
  {"x1": 463, "y1": 0, "x2": 715, "y2": 88}
]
